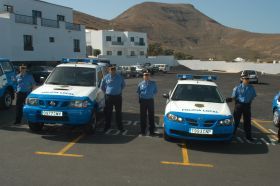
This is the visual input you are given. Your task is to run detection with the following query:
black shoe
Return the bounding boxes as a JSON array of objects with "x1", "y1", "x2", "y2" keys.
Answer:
[
  {"x1": 13, "y1": 121, "x2": 20, "y2": 125},
  {"x1": 149, "y1": 132, "x2": 156, "y2": 137},
  {"x1": 246, "y1": 137, "x2": 255, "y2": 142}
]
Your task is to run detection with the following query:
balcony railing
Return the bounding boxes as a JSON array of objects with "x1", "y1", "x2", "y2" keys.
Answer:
[
  {"x1": 134, "y1": 42, "x2": 146, "y2": 46},
  {"x1": 41, "y1": 18, "x2": 59, "y2": 28},
  {"x1": 65, "y1": 22, "x2": 81, "y2": 31},
  {"x1": 15, "y1": 14, "x2": 35, "y2": 25},
  {"x1": 112, "y1": 41, "x2": 124, "y2": 45}
]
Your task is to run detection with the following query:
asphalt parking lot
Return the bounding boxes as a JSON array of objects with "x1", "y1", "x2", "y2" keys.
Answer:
[{"x1": 0, "y1": 67, "x2": 279, "y2": 186}]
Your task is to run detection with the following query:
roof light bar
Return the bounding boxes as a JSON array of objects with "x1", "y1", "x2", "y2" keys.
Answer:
[
  {"x1": 176, "y1": 74, "x2": 217, "y2": 81},
  {"x1": 61, "y1": 58, "x2": 98, "y2": 64}
]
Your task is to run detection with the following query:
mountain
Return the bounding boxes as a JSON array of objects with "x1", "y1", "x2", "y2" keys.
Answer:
[{"x1": 73, "y1": 2, "x2": 280, "y2": 61}]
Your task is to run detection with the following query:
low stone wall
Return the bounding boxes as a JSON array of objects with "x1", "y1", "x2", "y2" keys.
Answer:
[{"x1": 178, "y1": 60, "x2": 280, "y2": 75}]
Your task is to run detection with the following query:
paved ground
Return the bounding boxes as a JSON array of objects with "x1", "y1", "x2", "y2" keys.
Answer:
[{"x1": 0, "y1": 67, "x2": 279, "y2": 186}]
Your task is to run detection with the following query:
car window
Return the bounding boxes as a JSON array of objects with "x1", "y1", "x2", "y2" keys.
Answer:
[
  {"x1": 0, "y1": 61, "x2": 13, "y2": 72},
  {"x1": 46, "y1": 67, "x2": 96, "y2": 86},
  {"x1": 171, "y1": 84, "x2": 224, "y2": 103}
]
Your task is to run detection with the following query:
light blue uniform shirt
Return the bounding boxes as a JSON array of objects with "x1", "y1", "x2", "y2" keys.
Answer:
[
  {"x1": 16, "y1": 73, "x2": 35, "y2": 93},
  {"x1": 101, "y1": 73, "x2": 125, "y2": 95},
  {"x1": 137, "y1": 80, "x2": 158, "y2": 99},
  {"x1": 232, "y1": 83, "x2": 256, "y2": 103}
]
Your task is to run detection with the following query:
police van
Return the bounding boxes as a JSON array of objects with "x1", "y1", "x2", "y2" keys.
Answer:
[
  {"x1": 0, "y1": 58, "x2": 16, "y2": 109},
  {"x1": 162, "y1": 74, "x2": 234, "y2": 141},
  {"x1": 23, "y1": 58, "x2": 105, "y2": 133}
]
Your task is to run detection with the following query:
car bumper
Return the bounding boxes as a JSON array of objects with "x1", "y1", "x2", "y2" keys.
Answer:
[
  {"x1": 164, "y1": 118, "x2": 234, "y2": 141},
  {"x1": 23, "y1": 105, "x2": 92, "y2": 125}
]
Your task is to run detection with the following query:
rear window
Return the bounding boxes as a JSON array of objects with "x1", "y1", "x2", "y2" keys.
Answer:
[
  {"x1": 46, "y1": 67, "x2": 96, "y2": 86},
  {"x1": 244, "y1": 70, "x2": 256, "y2": 75},
  {"x1": 171, "y1": 84, "x2": 224, "y2": 103}
]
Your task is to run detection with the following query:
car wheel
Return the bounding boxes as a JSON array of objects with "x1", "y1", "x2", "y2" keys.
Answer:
[
  {"x1": 28, "y1": 122, "x2": 44, "y2": 132},
  {"x1": 273, "y1": 110, "x2": 280, "y2": 127},
  {"x1": 1, "y1": 90, "x2": 13, "y2": 109},
  {"x1": 84, "y1": 110, "x2": 97, "y2": 135}
]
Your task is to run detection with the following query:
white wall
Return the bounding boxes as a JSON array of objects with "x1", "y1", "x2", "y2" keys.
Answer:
[
  {"x1": 86, "y1": 29, "x2": 147, "y2": 56},
  {"x1": 0, "y1": 1, "x2": 86, "y2": 62},
  {"x1": 0, "y1": 0, "x2": 73, "y2": 22},
  {"x1": 178, "y1": 60, "x2": 280, "y2": 75},
  {"x1": 99, "y1": 55, "x2": 177, "y2": 66}
]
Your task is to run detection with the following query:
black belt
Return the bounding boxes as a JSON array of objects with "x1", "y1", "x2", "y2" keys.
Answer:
[{"x1": 236, "y1": 101, "x2": 251, "y2": 105}]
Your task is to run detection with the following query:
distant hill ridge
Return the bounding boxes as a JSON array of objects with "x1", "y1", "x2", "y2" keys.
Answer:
[{"x1": 73, "y1": 2, "x2": 280, "y2": 61}]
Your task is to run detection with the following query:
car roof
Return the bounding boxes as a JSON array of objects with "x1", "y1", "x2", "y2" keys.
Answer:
[
  {"x1": 57, "y1": 63, "x2": 99, "y2": 69},
  {"x1": 177, "y1": 80, "x2": 217, "y2": 86}
]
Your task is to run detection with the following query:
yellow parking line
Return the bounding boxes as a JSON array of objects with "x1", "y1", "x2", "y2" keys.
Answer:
[
  {"x1": 35, "y1": 134, "x2": 85, "y2": 158},
  {"x1": 252, "y1": 118, "x2": 272, "y2": 123},
  {"x1": 161, "y1": 143, "x2": 214, "y2": 168},
  {"x1": 252, "y1": 120, "x2": 278, "y2": 141},
  {"x1": 58, "y1": 134, "x2": 85, "y2": 154},
  {"x1": 35, "y1": 152, "x2": 83, "y2": 158}
]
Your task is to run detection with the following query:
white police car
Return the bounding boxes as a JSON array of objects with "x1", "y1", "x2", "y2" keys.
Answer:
[
  {"x1": 0, "y1": 58, "x2": 16, "y2": 108},
  {"x1": 23, "y1": 59, "x2": 105, "y2": 133},
  {"x1": 163, "y1": 74, "x2": 234, "y2": 141}
]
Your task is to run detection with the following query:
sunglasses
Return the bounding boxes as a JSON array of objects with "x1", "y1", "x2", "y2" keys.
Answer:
[{"x1": 242, "y1": 78, "x2": 249, "y2": 80}]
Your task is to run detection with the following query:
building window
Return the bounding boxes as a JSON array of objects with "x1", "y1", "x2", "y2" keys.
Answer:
[
  {"x1": 106, "y1": 36, "x2": 111, "y2": 41},
  {"x1": 49, "y1": 37, "x2": 55, "y2": 43},
  {"x1": 24, "y1": 35, "x2": 33, "y2": 51},
  {"x1": 107, "y1": 51, "x2": 112, "y2": 55},
  {"x1": 140, "y1": 51, "x2": 145, "y2": 56},
  {"x1": 74, "y1": 39, "x2": 80, "y2": 52},
  {"x1": 130, "y1": 37, "x2": 135, "y2": 42},
  {"x1": 117, "y1": 37, "x2": 122, "y2": 42},
  {"x1": 57, "y1": 15, "x2": 65, "y2": 22},
  {"x1": 117, "y1": 51, "x2": 122, "y2": 56},
  {"x1": 4, "y1": 5, "x2": 13, "y2": 13},
  {"x1": 130, "y1": 51, "x2": 135, "y2": 56},
  {"x1": 139, "y1": 38, "x2": 145, "y2": 45}
]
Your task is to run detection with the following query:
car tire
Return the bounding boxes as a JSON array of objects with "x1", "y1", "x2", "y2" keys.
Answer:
[
  {"x1": 28, "y1": 122, "x2": 44, "y2": 132},
  {"x1": 273, "y1": 110, "x2": 280, "y2": 127},
  {"x1": 84, "y1": 110, "x2": 97, "y2": 135},
  {"x1": 1, "y1": 90, "x2": 13, "y2": 109}
]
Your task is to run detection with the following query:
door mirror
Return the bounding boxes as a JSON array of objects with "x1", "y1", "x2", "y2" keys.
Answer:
[{"x1": 162, "y1": 93, "x2": 169, "y2": 99}]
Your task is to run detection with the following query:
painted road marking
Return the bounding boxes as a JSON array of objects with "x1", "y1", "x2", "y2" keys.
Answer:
[
  {"x1": 260, "y1": 138, "x2": 270, "y2": 146},
  {"x1": 161, "y1": 144, "x2": 214, "y2": 168},
  {"x1": 236, "y1": 137, "x2": 244, "y2": 143},
  {"x1": 35, "y1": 134, "x2": 84, "y2": 158},
  {"x1": 252, "y1": 120, "x2": 278, "y2": 141}
]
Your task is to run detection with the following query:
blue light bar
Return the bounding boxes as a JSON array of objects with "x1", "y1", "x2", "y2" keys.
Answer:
[
  {"x1": 61, "y1": 58, "x2": 98, "y2": 63},
  {"x1": 176, "y1": 74, "x2": 217, "y2": 81}
]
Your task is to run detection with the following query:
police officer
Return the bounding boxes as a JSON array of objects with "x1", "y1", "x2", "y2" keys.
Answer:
[
  {"x1": 137, "y1": 71, "x2": 158, "y2": 136},
  {"x1": 231, "y1": 72, "x2": 256, "y2": 141},
  {"x1": 14, "y1": 65, "x2": 35, "y2": 124},
  {"x1": 101, "y1": 65, "x2": 126, "y2": 132}
]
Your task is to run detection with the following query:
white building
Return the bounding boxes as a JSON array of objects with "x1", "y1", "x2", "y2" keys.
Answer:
[
  {"x1": 0, "y1": 0, "x2": 86, "y2": 63},
  {"x1": 86, "y1": 29, "x2": 147, "y2": 57}
]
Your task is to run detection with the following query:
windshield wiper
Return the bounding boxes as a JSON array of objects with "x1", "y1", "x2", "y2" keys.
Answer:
[{"x1": 47, "y1": 81, "x2": 60, "y2": 85}]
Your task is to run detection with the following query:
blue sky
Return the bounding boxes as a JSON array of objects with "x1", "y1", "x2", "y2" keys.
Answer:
[{"x1": 44, "y1": 0, "x2": 280, "y2": 34}]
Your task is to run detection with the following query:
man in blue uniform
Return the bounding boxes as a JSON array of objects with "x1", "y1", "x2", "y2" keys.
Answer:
[
  {"x1": 137, "y1": 71, "x2": 158, "y2": 136},
  {"x1": 231, "y1": 72, "x2": 257, "y2": 141},
  {"x1": 101, "y1": 66, "x2": 126, "y2": 132},
  {"x1": 14, "y1": 65, "x2": 35, "y2": 124}
]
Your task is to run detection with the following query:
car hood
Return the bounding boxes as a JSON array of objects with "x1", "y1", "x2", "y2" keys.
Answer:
[
  {"x1": 165, "y1": 101, "x2": 231, "y2": 116},
  {"x1": 30, "y1": 84, "x2": 97, "y2": 97}
]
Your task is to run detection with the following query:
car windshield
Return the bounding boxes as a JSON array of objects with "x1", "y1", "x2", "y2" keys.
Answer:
[
  {"x1": 46, "y1": 67, "x2": 96, "y2": 86},
  {"x1": 171, "y1": 84, "x2": 224, "y2": 103},
  {"x1": 244, "y1": 70, "x2": 256, "y2": 75}
]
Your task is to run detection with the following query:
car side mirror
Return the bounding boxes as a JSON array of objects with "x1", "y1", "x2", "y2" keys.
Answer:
[
  {"x1": 225, "y1": 97, "x2": 233, "y2": 103},
  {"x1": 162, "y1": 93, "x2": 169, "y2": 99},
  {"x1": 40, "y1": 76, "x2": 46, "y2": 84}
]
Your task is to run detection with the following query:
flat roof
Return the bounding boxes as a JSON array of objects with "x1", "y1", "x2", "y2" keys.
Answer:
[{"x1": 35, "y1": 0, "x2": 72, "y2": 10}]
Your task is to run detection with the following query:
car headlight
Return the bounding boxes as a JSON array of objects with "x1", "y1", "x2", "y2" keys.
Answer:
[
  {"x1": 167, "y1": 113, "x2": 184, "y2": 123},
  {"x1": 69, "y1": 100, "x2": 88, "y2": 108},
  {"x1": 26, "y1": 98, "x2": 39, "y2": 106},
  {"x1": 218, "y1": 118, "x2": 233, "y2": 126}
]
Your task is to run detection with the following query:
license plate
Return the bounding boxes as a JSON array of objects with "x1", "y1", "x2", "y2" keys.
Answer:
[
  {"x1": 41, "y1": 111, "x2": 63, "y2": 117},
  {"x1": 189, "y1": 128, "x2": 213, "y2": 135}
]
